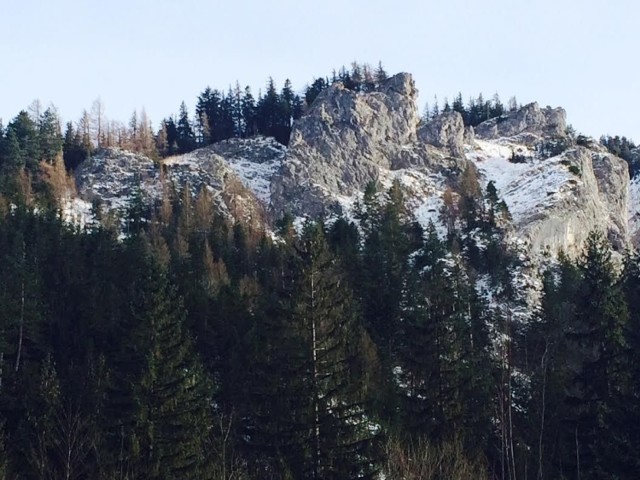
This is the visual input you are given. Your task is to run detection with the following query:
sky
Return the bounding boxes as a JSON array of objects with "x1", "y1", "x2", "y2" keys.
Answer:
[{"x1": 1, "y1": 0, "x2": 638, "y2": 141}]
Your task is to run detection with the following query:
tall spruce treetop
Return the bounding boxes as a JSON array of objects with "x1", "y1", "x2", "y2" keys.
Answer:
[
  {"x1": 104, "y1": 240, "x2": 213, "y2": 479},
  {"x1": 176, "y1": 101, "x2": 196, "y2": 153},
  {"x1": 567, "y1": 231, "x2": 631, "y2": 479},
  {"x1": 294, "y1": 221, "x2": 379, "y2": 479}
]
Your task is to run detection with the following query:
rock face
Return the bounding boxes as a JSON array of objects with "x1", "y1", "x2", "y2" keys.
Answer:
[
  {"x1": 271, "y1": 73, "x2": 471, "y2": 217},
  {"x1": 528, "y1": 149, "x2": 628, "y2": 254},
  {"x1": 75, "y1": 142, "x2": 277, "y2": 230},
  {"x1": 475, "y1": 102, "x2": 567, "y2": 141},
  {"x1": 417, "y1": 111, "x2": 465, "y2": 157},
  {"x1": 469, "y1": 103, "x2": 632, "y2": 256},
  {"x1": 70, "y1": 71, "x2": 633, "y2": 260},
  {"x1": 468, "y1": 139, "x2": 630, "y2": 256},
  {"x1": 271, "y1": 73, "x2": 430, "y2": 216}
]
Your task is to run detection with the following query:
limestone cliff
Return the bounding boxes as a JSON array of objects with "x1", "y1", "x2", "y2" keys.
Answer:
[
  {"x1": 271, "y1": 73, "x2": 467, "y2": 217},
  {"x1": 417, "y1": 111, "x2": 466, "y2": 158},
  {"x1": 468, "y1": 138, "x2": 630, "y2": 256}
]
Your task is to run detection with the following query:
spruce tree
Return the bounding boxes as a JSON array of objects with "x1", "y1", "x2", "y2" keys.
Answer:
[
  {"x1": 618, "y1": 250, "x2": 640, "y2": 474},
  {"x1": 245, "y1": 222, "x2": 379, "y2": 479},
  {"x1": 102, "y1": 241, "x2": 213, "y2": 479},
  {"x1": 176, "y1": 102, "x2": 196, "y2": 153},
  {"x1": 565, "y1": 232, "x2": 630, "y2": 479},
  {"x1": 298, "y1": 222, "x2": 379, "y2": 479}
]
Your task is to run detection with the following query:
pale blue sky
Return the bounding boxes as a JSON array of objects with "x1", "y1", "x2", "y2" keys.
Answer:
[{"x1": 1, "y1": 0, "x2": 638, "y2": 141}]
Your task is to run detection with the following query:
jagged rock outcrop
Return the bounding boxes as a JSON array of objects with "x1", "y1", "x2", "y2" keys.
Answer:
[
  {"x1": 475, "y1": 102, "x2": 567, "y2": 141},
  {"x1": 527, "y1": 148, "x2": 628, "y2": 254},
  {"x1": 469, "y1": 139, "x2": 630, "y2": 256},
  {"x1": 271, "y1": 73, "x2": 467, "y2": 216},
  {"x1": 417, "y1": 111, "x2": 465, "y2": 157},
  {"x1": 75, "y1": 145, "x2": 270, "y2": 230}
]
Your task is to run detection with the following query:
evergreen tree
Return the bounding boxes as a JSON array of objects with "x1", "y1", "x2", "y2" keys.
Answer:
[
  {"x1": 528, "y1": 255, "x2": 581, "y2": 478},
  {"x1": 176, "y1": 102, "x2": 196, "y2": 153},
  {"x1": 161, "y1": 117, "x2": 179, "y2": 156},
  {"x1": 4, "y1": 111, "x2": 39, "y2": 171},
  {"x1": 565, "y1": 232, "x2": 630, "y2": 479},
  {"x1": 102, "y1": 241, "x2": 213, "y2": 479},
  {"x1": 241, "y1": 86, "x2": 257, "y2": 137},
  {"x1": 245, "y1": 223, "x2": 379, "y2": 479},
  {"x1": 62, "y1": 122, "x2": 86, "y2": 171},
  {"x1": 397, "y1": 225, "x2": 492, "y2": 449},
  {"x1": 294, "y1": 222, "x2": 379, "y2": 479},
  {"x1": 305, "y1": 78, "x2": 328, "y2": 107},
  {"x1": 374, "y1": 61, "x2": 388, "y2": 84},
  {"x1": 37, "y1": 108, "x2": 63, "y2": 164},
  {"x1": 621, "y1": 250, "x2": 640, "y2": 473}
]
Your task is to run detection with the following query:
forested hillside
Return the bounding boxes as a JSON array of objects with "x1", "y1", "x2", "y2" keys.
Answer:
[
  {"x1": 0, "y1": 176, "x2": 638, "y2": 479},
  {"x1": 0, "y1": 63, "x2": 639, "y2": 479}
]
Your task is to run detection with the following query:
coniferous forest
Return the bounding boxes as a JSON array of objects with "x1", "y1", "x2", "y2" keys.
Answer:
[
  {"x1": 0, "y1": 64, "x2": 639, "y2": 479},
  {"x1": 0, "y1": 180, "x2": 639, "y2": 479}
]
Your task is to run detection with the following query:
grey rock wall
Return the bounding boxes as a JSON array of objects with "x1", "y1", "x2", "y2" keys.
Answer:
[{"x1": 475, "y1": 102, "x2": 567, "y2": 141}]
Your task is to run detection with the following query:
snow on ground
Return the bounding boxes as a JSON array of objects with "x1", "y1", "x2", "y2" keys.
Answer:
[
  {"x1": 324, "y1": 167, "x2": 449, "y2": 239},
  {"x1": 413, "y1": 195, "x2": 447, "y2": 238},
  {"x1": 467, "y1": 139, "x2": 575, "y2": 226},
  {"x1": 62, "y1": 196, "x2": 95, "y2": 229},
  {"x1": 226, "y1": 156, "x2": 280, "y2": 204},
  {"x1": 76, "y1": 138, "x2": 286, "y2": 232},
  {"x1": 211, "y1": 136, "x2": 285, "y2": 205},
  {"x1": 77, "y1": 149, "x2": 164, "y2": 215},
  {"x1": 380, "y1": 168, "x2": 448, "y2": 237}
]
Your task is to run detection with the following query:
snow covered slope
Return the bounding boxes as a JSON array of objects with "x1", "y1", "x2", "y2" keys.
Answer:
[
  {"x1": 74, "y1": 140, "x2": 282, "y2": 232},
  {"x1": 208, "y1": 136, "x2": 285, "y2": 204},
  {"x1": 467, "y1": 139, "x2": 629, "y2": 256}
]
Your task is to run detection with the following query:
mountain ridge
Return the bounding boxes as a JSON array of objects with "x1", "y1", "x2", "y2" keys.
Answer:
[{"x1": 69, "y1": 72, "x2": 636, "y2": 258}]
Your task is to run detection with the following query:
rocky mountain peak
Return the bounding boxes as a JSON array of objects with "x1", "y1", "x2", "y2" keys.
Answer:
[
  {"x1": 270, "y1": 72, "x2": 451, "y2": 217},
  {"x1": 377, "y1": 71, "x2": 418, "y2": 98},
  {"x1": 65, "y1": 72, "x2": 637, "y2": 259},
  {"x1": 475, "y1": 102, "x2": 567, "y2": 141}
]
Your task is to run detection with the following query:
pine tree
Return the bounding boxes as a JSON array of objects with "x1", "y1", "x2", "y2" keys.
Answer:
[
  {"x1": 241, "y1": 86, "x2": 257, "y2": 137},
  {"x1": 397, "y1": 225, "x2": 492, "y2": 447},
  {"x1": 295, "y1": 222, "x2": 379, "y2": 479},
  {"x1": 621, "y1": 250, "x2": 640, "y2": 473},
  {"x1": 374, "y1": 61, "x2": 388, "y2": 84},
  {"x1": 4, "y1": 111, "x2": 39, "y2": 171},
  {"x1": 305, "y1": 78, "x2": 328, "y2": 107},
  {"x1": 245, "y1": 222, "x2": 379, "y2": 479},
  {"x1": 396, "y1": 224, "x2": 449, "y2": 438},
  {"x1": 565, "y1": 231, "x2": 630, "y2": 479},
  {"x1": 102, "y1": 241, "x2": 213, "y2": 479},
  {"x1": 528, "y1": 255, "x2": 581, "y2": 479},
  {"x1": 176, "y1": 102, "x2": 196, "y2": 153},
  {"x1": 37, "y1": 108, "x2": 63, "y2": 164},
  {"x1": 360, "y1": 180, "x2": 417, "y2": 358},
  {"x1": 62, "y1": 122, "x2": 86, "y2": 171}
]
